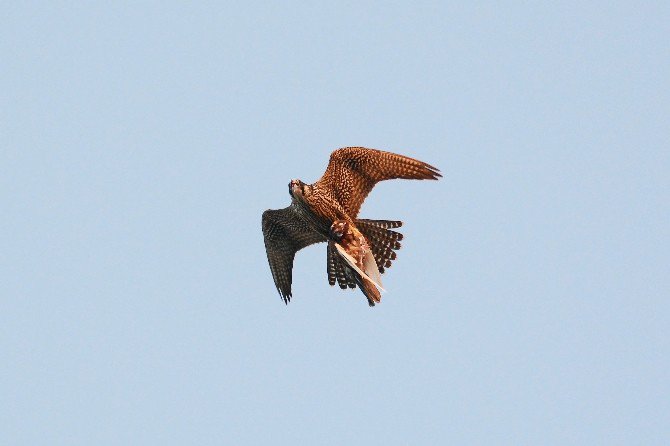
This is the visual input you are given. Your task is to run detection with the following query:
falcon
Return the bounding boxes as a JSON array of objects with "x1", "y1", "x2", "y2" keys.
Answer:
[{"x1": 262, "y1": 147, "x2": 440, "y2": 306}]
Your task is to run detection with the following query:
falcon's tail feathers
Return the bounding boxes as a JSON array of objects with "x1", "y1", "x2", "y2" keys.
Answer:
[
  {"x1": 327, "y1": 241, "x2": 358, "y2": 290},
  {"x1": 356, "y1": 219, "x2": 404, "y2": 274}
]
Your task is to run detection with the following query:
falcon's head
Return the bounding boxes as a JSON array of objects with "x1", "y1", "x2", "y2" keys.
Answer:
[{"x1": 288, "y1": 179, "x2": 307, "y2": 200}]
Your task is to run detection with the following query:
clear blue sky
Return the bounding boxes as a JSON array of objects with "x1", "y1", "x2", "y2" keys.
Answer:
[{"x1": 2, "y1": 2, "x2": 668, "y2": 445}]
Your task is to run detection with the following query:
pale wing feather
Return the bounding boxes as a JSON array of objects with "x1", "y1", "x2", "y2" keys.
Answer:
[{"x1": 333, "y1": 243, "x2": 385, "y2": 292}]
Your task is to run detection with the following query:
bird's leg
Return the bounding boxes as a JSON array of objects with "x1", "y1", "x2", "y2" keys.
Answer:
[{"x1": 329, "y1": 220, "x2": 348, "y2": 242}]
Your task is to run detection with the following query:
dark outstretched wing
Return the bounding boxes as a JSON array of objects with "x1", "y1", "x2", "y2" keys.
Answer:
[
  {"x1": 262, "y1": 205, "x2": 326, "y2": 303},
  {"x1": 315, "y1": 147, "x2": 441, "y2": 218}
]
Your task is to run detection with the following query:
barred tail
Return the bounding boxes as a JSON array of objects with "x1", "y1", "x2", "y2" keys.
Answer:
[
  {"x1": 355, "y1": 219, "x2": 403, "y2": 274},
  {"x1": 327, "y1": 241, "x2": 357, "y2": 289}
]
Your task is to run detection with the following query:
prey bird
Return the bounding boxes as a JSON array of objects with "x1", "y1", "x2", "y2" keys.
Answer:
[{"x1": 261, "y1": 147, "x2": 440, "y2": 306}]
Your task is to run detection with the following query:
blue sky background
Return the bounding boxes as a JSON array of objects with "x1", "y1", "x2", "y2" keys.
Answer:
[{"x1": 2, "y1": 2, "x2": 669, "y2": 444}]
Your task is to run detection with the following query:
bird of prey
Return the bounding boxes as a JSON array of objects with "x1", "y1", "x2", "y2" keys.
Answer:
[{"x1": 262, "y1": 147, "x2": 440, "y2": 306}]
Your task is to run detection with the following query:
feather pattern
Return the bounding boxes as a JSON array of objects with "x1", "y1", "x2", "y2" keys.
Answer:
[
  {"x1": 356, "y1": 219, "x2": 404, "y2": 273},
  {"x1": 315, "y1": 147, "x2": 441, "y2": 218},
  {"x1": 262, "y1": 204, "x2": 326, "y2": 303}
]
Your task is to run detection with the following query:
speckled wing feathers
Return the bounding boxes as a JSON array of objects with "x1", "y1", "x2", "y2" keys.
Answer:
[{"x1": 316, "y1": 147, "x2": 441, "y2": 218}]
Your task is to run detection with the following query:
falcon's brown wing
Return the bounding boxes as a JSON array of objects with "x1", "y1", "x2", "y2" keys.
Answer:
[
  {"x1": 315, "y1": 147, "x2": 441, "y2": 218},
  {"x1": 262, "y1": 205, "x2": 326, "y2": 303}
]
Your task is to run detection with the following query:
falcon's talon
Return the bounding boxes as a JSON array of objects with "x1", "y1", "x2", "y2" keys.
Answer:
[{"x1": 329, "y1": 220, "x2": 348, "y2": 241}]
